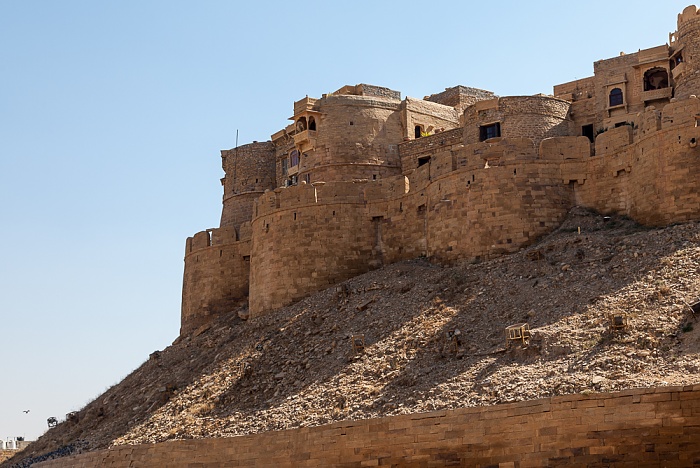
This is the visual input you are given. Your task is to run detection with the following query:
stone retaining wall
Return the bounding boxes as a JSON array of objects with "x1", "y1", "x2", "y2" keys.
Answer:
[{"x1": 35, "y1": 385, "x2": 700, "y2": 467}]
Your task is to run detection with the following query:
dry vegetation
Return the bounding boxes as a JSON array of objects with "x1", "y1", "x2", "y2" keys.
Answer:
[{"x1": 5, "y1": 208, "x2": 700, "y2": 467}]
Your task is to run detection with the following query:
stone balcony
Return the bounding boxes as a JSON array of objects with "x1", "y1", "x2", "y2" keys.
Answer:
[
  {"x1": 672, "y1": 62, "x2": 686, "y2": 80},
  {"x1": 641, "y1": 87, "x2": 673, "y2": 102},
  {"x1": 293, "y1": 129, "x2": 317, "y2": 146}
]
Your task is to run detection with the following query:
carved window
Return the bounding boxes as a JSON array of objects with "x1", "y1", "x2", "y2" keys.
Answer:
[
  {"x1": 643, "y1": 67, "x2": 669, "y2": 91},
  {"x1": 290, "y1": 150, "x2": 300, "y2": 167},
  {"x1": 479, "y1": 122, "x2": 501, "y2": 141},
  {"x1": 609, "y1": 88, "x2": 623, "y2": 107},
  {"x1": 296, "y1": 117, "x2": 307, "y2": 132}
]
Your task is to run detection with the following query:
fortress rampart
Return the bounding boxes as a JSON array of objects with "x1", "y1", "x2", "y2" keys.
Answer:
[
  {"x1": 181, "y1": 5, "x2": 700, "y2": 334},
  {"x1": 33, "y1": 385, "x2": 700, "y2": 467}
]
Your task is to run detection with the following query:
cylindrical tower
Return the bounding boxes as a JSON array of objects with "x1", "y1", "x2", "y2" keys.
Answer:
[
  {"x1": 220, "y1": 141, "x2": 276, "y2": 229},
  {"x1": 462, "y1": 96, "x2": 572, "y2": 151},
  {"x1": 290, "y1": 92, "x2": 405, "y2": 184},
  {"x1": 673, "y1": 5, "x2": 700, "y2": 99}
]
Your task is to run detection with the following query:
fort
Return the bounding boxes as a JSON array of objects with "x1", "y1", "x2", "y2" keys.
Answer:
[{"x1": 181, "y1": 5, "x2": 700, "y2": 336}]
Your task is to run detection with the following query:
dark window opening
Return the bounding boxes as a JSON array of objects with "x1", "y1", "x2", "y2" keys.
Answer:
[
  {"x1": 281, "y1": 158, "x2": 288, "y2": 175},
  {"x1": 417, "y1": 156, "x2": 431, "y2": 167},
  {"x1": 671, "y1": 53, "x2": 683, "y2": 70},
  {"x1": 415, "y1": 125, "x2": 422, "y2": 138},
  {"x1": 614, "y1": 121, "x2": 628, "y2": 128},
  {"x1": 479, "y1": 122, "x2": 501, "y2": 141},
  {"x1": 296, "y1": 117, "x2": 307, "y2": 132},
  {"x1": 350, "y1": 121, "x2": 353, "y2": 125},
  {"x1": 243, "y1": 255, "x2": 250, "y2": 262},
  {"x1": 417, "y1": 204, "x2": 426, "y2": 214},
  {"x1": 582, "y1": 124, "x2": 594, "y2": 143},
  {"x1": 290, "y1": 150, "x2": 300, "y2": 167},
  {"x1": 304, "y1": 173, "x2": 311, "y2": 184},
  {"x1": 399, "y1": 202, "x2": 403, "y2": 212},
  {"x1": 372, "y1": 174, "x2": 377, "y2": 180},
  {"x1": 644, "y1": 67, "x2": 669, "y2": 91},
  {"x1": 293, "y1": 212, "x2": 297, "y2": 220},
  {"x1": 308, "y1": 116, "x2": 316, "y2": 131},
  {"x1": 609, "y1": 88, "x2": 623, "y2": 107}
]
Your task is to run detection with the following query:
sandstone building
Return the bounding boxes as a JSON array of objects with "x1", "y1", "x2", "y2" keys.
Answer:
[{"x1": 181, "y1": 6, "x2": 700, "y2": 335}]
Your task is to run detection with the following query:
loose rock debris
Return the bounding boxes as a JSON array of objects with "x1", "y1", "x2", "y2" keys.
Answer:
[{"x1": 6, "y1": 207, "x2": 700, "y2": 466}]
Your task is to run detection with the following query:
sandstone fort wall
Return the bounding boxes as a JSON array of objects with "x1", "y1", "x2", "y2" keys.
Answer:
[
  {"x1": 34, "y1": 385, "x2": 700, "y2": 467},
  {"x1": 182, "y1": 5, "x2": 700, "y2": 330},
  {"x1": 181, "y1": 227, "x2": 251, "y2": 334}
]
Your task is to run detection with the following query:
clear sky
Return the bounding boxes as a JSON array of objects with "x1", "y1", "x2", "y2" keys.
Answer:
[{"x1": 0, "y1": 0, "x2": 692, "y2": 442}]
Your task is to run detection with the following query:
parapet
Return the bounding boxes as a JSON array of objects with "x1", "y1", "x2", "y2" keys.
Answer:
[
  {"x1": 425, "y1": 85, "x2": 497, "y2": 113},
  {"x1": 330, "y1": 84, "x2": 401, "y2": 101},
  {"x1": 678, "y1": 5, "x2": 700, "y2": 26}
]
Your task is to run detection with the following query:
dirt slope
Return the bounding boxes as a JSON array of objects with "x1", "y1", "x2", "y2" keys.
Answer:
[{"x1": 5, "y1": 208, "x2": 700, "y2": 467}]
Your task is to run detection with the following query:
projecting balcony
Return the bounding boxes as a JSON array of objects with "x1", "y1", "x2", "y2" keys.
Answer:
[
  {"x1": 672, "y1": 62, "x2": 686, "y2": 80},
  {"x1": 293, "y1": 129, "x2": 317, "y2": 146},
  {"x1": 641, "y1": 87, "x2": 673, "y2": 102}
]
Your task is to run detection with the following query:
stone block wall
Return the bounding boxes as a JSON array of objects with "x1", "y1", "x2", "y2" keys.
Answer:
[
  {"x1": 399, "y1": 128, "x2": 464, "y2": 174},
  {"x1": 248, "y1": 182, "x2": 378, "y2": 317},
  {"x1": 180, "y1": 227, "x2": 251, "y2": 335},
  {"x1": 220, "y1": 142, "x2": 276, "y2": 229},
  {"x1": 673, "y1": 6, "x2": 700, "y2": 99},
  {"x1": 425, "y1": 85, "x2": 497, "y2": 114},
  {"x1": 34, "y1": 385, "x2": 700, "y2": 467},
  {"x1": 463, "y1": 96, "x2": 572, "y2": 149},
  {"x1": 564, "y1": 99, "x2": 700, "y2": 226}
]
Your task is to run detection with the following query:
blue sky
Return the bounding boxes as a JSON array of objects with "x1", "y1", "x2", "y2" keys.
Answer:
[{"x1": 0, "y1": 0, "x2": 691, "y2": 442}]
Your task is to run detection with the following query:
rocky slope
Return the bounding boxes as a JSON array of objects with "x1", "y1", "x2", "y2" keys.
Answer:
[{"x1": 5, "y1": 208, "x2": 700, "y2": 467}]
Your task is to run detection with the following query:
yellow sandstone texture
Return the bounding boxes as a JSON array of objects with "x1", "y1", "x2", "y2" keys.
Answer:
[{"x1": 182, "y1": 6, "x2": 700, "y2": 336}]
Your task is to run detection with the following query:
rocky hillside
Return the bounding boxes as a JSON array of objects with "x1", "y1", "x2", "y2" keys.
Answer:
[{"x1": 5, "y1": 208, "x2": 700, "y2": 467}]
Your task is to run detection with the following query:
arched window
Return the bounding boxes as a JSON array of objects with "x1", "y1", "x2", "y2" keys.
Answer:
[
  {"x1": 609, "y1": 88, "x2": 624, "y2": 107},
  {"x1": 644, "y1": 67, "x2": 669, "y2": 91},
  {"x1": 296, "y1": 117, "x2": 307, "y2": 132},
  {"x1": 308, "y1": 116, "x2": 316, "y2": 131},
  {"x1": 290, "y1": 149, "x2": 300, "y2": 167}
]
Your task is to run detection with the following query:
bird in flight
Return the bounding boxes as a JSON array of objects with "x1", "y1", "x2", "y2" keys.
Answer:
[{"x1": 23, "y1": 410, "x2": 30, "y2": 414}]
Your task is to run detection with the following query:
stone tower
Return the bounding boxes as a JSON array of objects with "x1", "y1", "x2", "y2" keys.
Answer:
[
  {"x1": 220, "y1": 141, "x2": 276, "y2": 231},
  {"x1": 673, "y1": 5, "x2": 700, "y2": 99}
]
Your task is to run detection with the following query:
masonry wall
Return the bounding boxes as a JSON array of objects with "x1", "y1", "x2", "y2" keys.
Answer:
[
  {"x1": 34, "y1": 385, "x2": 700, "y2": 468},
  {"x1": 249, "y1": 182, "x2": 379, "y2": 317},
  {"x1": 463, "y1": 96, "x2": 572, "y2": 149},
  {"x1": 673, "y1": 6, "x2": 700, "y2": 99},
  {"x1": 220, "y1": 142, "x2": 276, "y2": 229},
  {"x1": 297, "y1": 94, "x2": 405, "y2": 184},
  {"x1": 399, "y1": 128, "x2": 464, "y2": 174},
  {"x1": 180, "y1": 227, "x2": 251, "y2": 335},
  {"x1": 563, "y1": 97, "x2": 700, "y2": 226}
]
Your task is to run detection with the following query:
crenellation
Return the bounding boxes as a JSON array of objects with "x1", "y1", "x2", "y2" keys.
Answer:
[{"x1": 180, "y1": 6, "x2": 700, "y2": 334}]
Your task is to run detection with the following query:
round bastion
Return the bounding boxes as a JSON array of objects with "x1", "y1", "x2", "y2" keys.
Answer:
[{"x1": 462, "y1": 96, "x2": 572, "y2": 150}]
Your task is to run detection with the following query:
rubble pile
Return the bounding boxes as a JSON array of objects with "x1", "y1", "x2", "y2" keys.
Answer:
[{"x1": 6, "y1": 208, "x2": 700, "y2": 466}]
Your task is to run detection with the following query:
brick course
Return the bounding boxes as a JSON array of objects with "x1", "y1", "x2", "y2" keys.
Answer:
[{"x1": 34, "y1": 386, "x2": 700, "y2": 467}]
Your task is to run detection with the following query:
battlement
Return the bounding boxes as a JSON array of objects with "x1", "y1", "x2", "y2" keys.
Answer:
[{"x1": 679, "y1": 5, "x2": 700, "y2": 25}]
